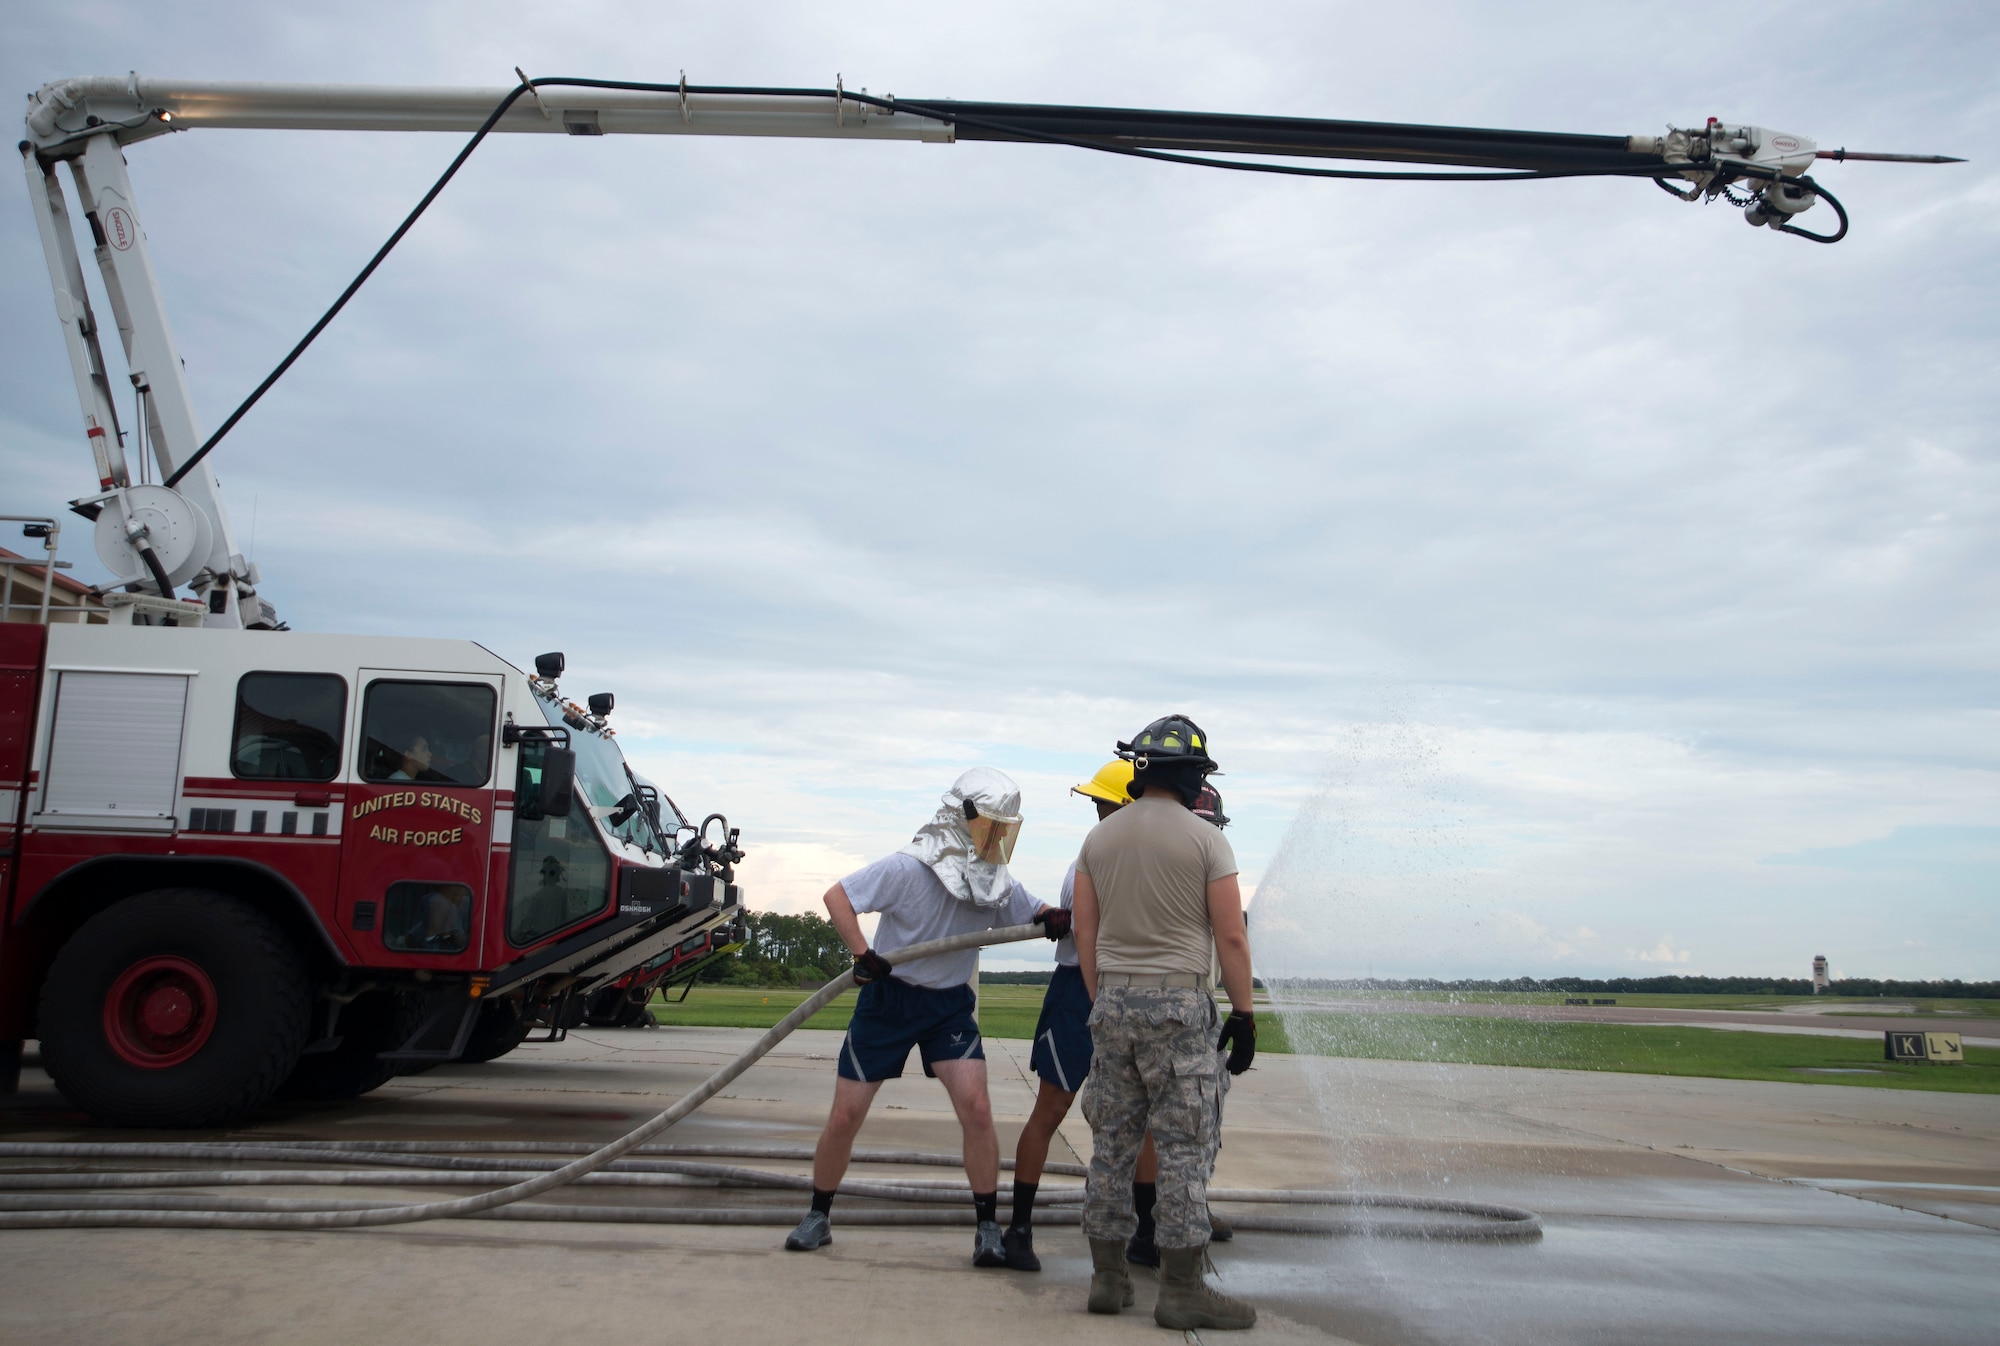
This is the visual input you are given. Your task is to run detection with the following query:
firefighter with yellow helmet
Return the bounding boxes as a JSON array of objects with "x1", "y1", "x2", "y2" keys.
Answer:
[{"x1": 999, "y1": 757, "x2": 1134, "y2": 1270}]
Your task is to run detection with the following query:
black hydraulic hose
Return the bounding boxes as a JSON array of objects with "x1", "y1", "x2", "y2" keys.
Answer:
[
  {"x1": 857, "y1": 91, "x2": 1675, "y2": 183},
  {"x1": 160, "y1": 74, "x2": 1742, "y2": 486},
  {"x1": 163, "y1": 81, "x2": 538, "y2": 489},
  {"x1": 135, "y1": 538, "x2": 176, "y2": 601},
  {"x1": 1650, "y1": 168, "x2": 1848, "y2": 243},
  {"x1": 1778, "y1": 177, "x2": 1849, "y2": 243}
]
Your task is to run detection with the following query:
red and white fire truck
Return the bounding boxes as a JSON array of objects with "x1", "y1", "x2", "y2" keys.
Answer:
[
  {"x1": 0, "y1": 616, "x2": 748, "y2": 1126},
  {"x1": 9, "y1": 74, "x2": 1947, "y2": 1128}
]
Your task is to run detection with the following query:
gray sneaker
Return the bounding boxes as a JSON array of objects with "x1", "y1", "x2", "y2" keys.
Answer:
[
  {"x1": 785, "y1": 1209, "x2": 833, "y2": 1251},
  {"x1": 972, "y1": 1219, "x2": 1007, "y2": 1267}
]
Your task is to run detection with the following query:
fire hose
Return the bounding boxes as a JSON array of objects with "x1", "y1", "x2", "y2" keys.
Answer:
[{"x1": 0, "y1": 922, "x2": 1540, "y2": 1239}]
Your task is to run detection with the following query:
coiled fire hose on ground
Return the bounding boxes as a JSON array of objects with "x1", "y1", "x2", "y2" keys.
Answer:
[{"x1": 0, "y1": 922, "x2": 1540, "y2": 1239}]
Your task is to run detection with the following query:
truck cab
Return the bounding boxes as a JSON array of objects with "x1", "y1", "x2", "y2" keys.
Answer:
[{"x1": 0, "y1": 620, "x2": 745, "y2": 1125}]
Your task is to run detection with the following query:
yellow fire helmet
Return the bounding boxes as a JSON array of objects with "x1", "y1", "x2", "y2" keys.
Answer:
[{"x1": 1072, "y1": 759, "x2": 1136, "y2": 807}]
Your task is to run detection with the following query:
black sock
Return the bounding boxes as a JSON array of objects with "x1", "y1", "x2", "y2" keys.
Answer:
[
  {"x1": 811, "y1": 1188, "x2": 836, "y2": 1215},
  {"x1": 1009, "y1": 1179, "x2": 1039, "y2": 1230},
  {"x1": 1133, "y1": 1181, "x2": 1157, "y2": 1239},
  {"x1": 973, "y1": 1191, "x2": 998, "y2": 1225}
]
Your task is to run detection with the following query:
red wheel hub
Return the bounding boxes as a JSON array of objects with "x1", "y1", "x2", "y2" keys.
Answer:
[{"x1": 103, "y1": 955, "x2": 218, "y2": 1068}]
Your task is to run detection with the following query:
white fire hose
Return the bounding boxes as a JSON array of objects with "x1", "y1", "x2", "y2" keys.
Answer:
[{"x1": 0, "y1": 922, "x2": 1540, "y2": 1239}]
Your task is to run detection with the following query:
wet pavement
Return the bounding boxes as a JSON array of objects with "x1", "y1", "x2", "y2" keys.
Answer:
[{"x1": 2, "y1": 1027, "x2": 1996, "y2": 1344}]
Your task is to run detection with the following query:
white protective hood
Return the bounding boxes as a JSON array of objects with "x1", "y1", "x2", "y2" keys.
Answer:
[{"x1": 900, "y1": 767, "x2": 1023, "y2": 909}]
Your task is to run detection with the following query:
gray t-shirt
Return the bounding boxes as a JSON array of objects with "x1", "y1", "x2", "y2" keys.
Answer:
[
  {"x1": 1054, "y1": 862, "x2": 1079, "y2": 968},
  {"x1": 1076, "y1": 795, "x2": 1238, "y2": 977},
  {"x1": 840, "y1": 852, "x2": 1043, "y2": 989}
]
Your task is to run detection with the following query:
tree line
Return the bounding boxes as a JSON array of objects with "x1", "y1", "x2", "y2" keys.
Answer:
[
  {"x1": 695, "y1": 924, "x2": 1996, "y2": 1000},
  {"x1": 698, "y1": 911, "x2": 853, "y2": 986}
]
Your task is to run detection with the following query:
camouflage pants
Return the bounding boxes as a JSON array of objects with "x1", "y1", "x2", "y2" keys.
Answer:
[{"x1": 1081, "y1": 985, "x2": 1220, "y2": 1248}]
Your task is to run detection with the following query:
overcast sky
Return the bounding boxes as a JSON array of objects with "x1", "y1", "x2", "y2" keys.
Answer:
[{"x1": 6, "y1": 2, "x2": 1994, "y2": 980}]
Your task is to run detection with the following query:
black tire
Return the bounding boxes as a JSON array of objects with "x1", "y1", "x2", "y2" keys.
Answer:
[
  {"x1": 38, "y1": 889, "x2": 311, "y2": 1128},
  {"x1": 611, "y1": 998, "x2": 656, "y2": 1028},
  {"x1": 460, "y1": 1000, "x2": 532, "y2": 1064},
  {"x1": 277, "y1": 989, "x2": 422, "y2": 1101},
  {"x1": 583, "y1": 987, "x2": 654, "y2": 1028}
]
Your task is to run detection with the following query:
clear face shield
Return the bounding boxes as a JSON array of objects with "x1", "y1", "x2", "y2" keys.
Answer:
[{"x1": 965, "y1": 811, "x2": 1022, "y2": 865}]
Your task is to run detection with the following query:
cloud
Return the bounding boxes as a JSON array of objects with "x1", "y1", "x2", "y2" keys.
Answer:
[
  {"x1": 1764, "y1": 826, "x2": 2000, "y2": 877},
  {"x1": 730, "y1": 842, "x2": 869, "y2": 917},
  {"x1": 1633, "y1": 938, "x2": 1692, "y2": 966}
]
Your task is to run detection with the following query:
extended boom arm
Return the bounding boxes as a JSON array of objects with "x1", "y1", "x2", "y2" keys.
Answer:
[{"x1": 20, "y1": 75, "x2": 1960, "y2": 625}]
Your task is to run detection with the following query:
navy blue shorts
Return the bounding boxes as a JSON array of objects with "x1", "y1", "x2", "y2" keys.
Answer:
[
  {"x1": 1028, "y1": 963, "x2": 1094, "y2": 1093},
  {"x1": 839, "y1": 977, "x2": 984, "y2": 1082}
]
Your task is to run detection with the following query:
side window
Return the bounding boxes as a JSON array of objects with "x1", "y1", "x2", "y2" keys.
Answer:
[
  {"x1": 232, "y1": 672, "x2": 346, "y2": 781},
  {"x1": 383, "y1": 881, "x2": 473, "y2": 953},
  {"x1": 508, "y1": 738, "x2": 611, "y2": 945},
  {"x1": 359, "y1": 681, "x2": 495, "y2": 787}
]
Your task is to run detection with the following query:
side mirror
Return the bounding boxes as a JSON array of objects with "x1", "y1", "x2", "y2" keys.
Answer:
[{"x1": 539, "y1": 747, "x2": 575, "y2": 818}]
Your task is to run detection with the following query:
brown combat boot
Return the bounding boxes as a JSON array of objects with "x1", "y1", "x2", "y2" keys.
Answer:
[
  {"x1": 1087, "y1": 1238, "x2": 1135, "y2": 1314},
  {"x1": 1154, "y1": 1244, "x2": 1257, "y2": 1331}
]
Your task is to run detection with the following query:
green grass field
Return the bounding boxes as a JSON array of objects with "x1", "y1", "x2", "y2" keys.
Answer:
[
  {"x1": 1271, "y1": 991, "x2": 2000, "y2": 1016},
  {"x1": 650, "y1": 984, "x2": 1051, "y2": 1041},
  {"x1": 1259, "y1": 1012, "x2": 2000, "y2": 1094},
  {"x1": 648, "y1": 986, "x2": 1997, "y2": 1093}
]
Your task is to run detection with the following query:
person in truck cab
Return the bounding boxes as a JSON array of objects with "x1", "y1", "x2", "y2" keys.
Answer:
[{"x1": 388, "y1": 735, "x2": 441, "y2": 783}]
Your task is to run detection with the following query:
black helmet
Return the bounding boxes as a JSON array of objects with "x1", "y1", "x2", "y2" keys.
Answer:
[
  {"x1": 1193, "y1": 783, "x2": 1230, "y2": 829},
  {"x1": 1116, "y1": 715, "x2": 1218, "y2": 806},
  {"x1": 1115, "y1": 714, "x2": 1218, "y2": 773}
]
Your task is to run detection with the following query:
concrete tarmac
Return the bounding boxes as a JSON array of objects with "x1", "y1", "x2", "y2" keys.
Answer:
[{"x1": 3, "y1": 1026, "x2": 1996, "y2": 1345}]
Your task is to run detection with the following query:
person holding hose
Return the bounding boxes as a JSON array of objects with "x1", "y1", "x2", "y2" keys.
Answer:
[
  {"x1": 784, "y1": 767, "x2": 1062, "y2": 1268},
  {"x1": 1124, "y1": 780, "x2": 1239, "y2": 1268},
  {"x1": 1072, "y1": 716, "x2": 1258, "y2": 1331},
  {"x1": 1000, "y1": 758, "x2": 1133, "y2": 1271}
]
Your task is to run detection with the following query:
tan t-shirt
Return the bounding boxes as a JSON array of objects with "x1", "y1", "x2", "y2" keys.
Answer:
[{"x1": 1076, "y1": 795, "x2": 1238, "y2": 977}]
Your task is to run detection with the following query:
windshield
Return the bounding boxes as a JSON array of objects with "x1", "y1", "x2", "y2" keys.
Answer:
[
  {"x1": 533, "y1": 688, "x2": 666, "y2": 854},
  {"x1": 632, "y1": 774, "x2": 691, "y2": 843}
]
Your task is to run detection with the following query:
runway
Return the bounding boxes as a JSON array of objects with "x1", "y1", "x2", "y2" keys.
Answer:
[{"x1": 3, "y1": 1026, "x2": 1995, "y2": 1344}]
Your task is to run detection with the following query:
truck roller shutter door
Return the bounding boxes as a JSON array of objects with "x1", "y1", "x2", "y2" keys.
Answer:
[{"x1": 37, "y1": 671, "x2": 189, "y2": 832}]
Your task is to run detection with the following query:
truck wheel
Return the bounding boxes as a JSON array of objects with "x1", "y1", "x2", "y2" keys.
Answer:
[
  {"x1": 38, "y1": 889, "x2": 311, "y2": 1128},
  {"x1": 460, "y1": 1000, "x2": 532, "y2": 1063},
  {"x1": 583, "y1": 987, "x2": 651, "y2": 1027},
  {"x1": 277, "y1": 989, "x2": 421, "y2": 1101},
  {"x1": 610, "y1": 999, "x2": 655, "y2": 1028}
]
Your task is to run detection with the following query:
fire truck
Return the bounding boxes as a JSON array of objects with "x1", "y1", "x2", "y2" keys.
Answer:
[
  {"x1": 0, "y1": 614, "x2": 749, "y2": 1126},
  {"x1": 8, "y1": 75, "x2": 1953, "y2": 1128}
]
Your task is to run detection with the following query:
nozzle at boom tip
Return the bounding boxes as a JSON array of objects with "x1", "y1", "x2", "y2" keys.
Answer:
[{"x1": 1817, "y1": 148, "x2": 1966, "y2": 164}]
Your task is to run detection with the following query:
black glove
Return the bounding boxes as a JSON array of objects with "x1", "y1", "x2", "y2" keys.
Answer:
[
  {"x1": 1216, "y1": 1011, "x2": 1256, "y2": 1075},
  {"x1": 852, "y1": 949, "x2": 894, "y2": 984},
  {"x1": 1034, "y1": 908, "x2": 1073, "y2": 941}
]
